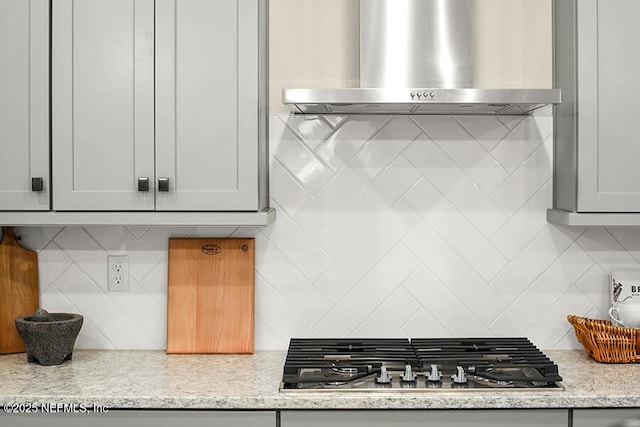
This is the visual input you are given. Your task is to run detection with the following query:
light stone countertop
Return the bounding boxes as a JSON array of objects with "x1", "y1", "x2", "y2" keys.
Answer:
[{"x1": 0, "y1": 350, "x2": 638, "y2": 410}]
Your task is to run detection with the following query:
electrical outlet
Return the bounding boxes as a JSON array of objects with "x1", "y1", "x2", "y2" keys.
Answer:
[{"x1": 108, "y1": 255, "x2": 129, "y2": 291}]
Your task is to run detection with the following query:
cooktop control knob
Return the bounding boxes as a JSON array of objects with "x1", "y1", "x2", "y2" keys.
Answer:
[
  {"x1": 400, "y1": 364, "x2": 417, "y2": 382},
  {"x1": 452, "y1": 366, "x2": 468, "y2": 384},
  {"x1": 375, "y1": 366, "x2": 392, "y2": 384},
  {"x1": 426, "y1": 364, "x2": 442, "y2": 382}
]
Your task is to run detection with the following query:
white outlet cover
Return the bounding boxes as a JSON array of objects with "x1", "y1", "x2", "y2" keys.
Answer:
[{"x1": 107, "y1": 255, "x2": 130, "y2": 291}]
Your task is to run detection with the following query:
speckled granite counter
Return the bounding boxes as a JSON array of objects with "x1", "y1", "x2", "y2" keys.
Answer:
[{"x1": 0, "y1": 350, "x2": 638, "y2": 409}]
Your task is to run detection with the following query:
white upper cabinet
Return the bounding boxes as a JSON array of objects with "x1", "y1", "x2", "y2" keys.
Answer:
[
  {"x1": 155, "y1": 0, "x2": 259, "y2": 211},
  {"x1": 53, "y1": 0, "x2": 263, "y2": 212},
  {"x1": 52, "y1": 0, "x2": 155, "y2": 211},
  {"x1": 0, "y1": 0, "x2": 271, "y2": 224},
  {"x1": 549, "y1": 0, "x2": 640, "y2": 226},
  {"x1": 0, "y1": 0, "x2": 49, "y2": 210}
]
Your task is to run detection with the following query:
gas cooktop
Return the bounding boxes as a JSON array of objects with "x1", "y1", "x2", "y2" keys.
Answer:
[{"x1": 280, "y1": 338, "x2": 563, "y2": 392}]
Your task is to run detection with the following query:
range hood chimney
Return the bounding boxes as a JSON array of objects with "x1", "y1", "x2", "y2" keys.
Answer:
[{"x1": 282, "y1": 0, "x2": 560, "y2": 115}]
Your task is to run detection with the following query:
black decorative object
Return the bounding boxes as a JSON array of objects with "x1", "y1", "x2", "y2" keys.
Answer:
[{"x1": 15, "y1": 309, "x2": 83, "y2": 366}]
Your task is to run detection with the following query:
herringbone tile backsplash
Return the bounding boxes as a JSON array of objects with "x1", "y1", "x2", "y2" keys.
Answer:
[{"x1": 17, "y1": 112, "x2": 638, "y2": 350}]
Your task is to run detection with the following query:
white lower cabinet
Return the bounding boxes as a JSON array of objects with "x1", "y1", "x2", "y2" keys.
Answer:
[
  {"x1": 573, "y1": 409, "x2": 640, "y2": 427},
  {"x1": 0, "y1": 410, "x2": 275, "y2": 426},
  {"x1": 280, "y1": 409, "x2": 569, "y2": 427}
]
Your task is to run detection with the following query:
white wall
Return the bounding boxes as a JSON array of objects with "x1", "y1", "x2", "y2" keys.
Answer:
[
  {"x1": 13, "y1": 0, "x2": 626, "y2": 351},
  {"x1": 16, "y1": 109, "x2": 629, "y2": 351}
]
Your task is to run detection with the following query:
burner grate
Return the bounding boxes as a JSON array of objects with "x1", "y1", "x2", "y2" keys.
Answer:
[
  {"x1": 284, "y1": 338, "x2": 417, "y2": 374},
  {"x1": 281, "y1": 337, "x2": 563, "y2": 390}
]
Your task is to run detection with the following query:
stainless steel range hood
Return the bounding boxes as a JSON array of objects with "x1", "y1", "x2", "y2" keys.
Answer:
[{"x1": 282, "y1": 0, "x2": 560, "y2": 115}]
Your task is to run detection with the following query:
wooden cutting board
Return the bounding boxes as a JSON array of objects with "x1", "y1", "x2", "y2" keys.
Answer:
[
  {"x1": 166, "y1": 237, "x2": 254, "y2": 354},
  {"x1": 0, "y1": 227, "x2": 40, "y2": 354}
]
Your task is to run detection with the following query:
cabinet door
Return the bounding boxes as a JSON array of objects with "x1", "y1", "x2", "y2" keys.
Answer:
[
  {"x1": 155, "y1": 0, "x2": 259, "y2": 211},
  {"x1": 0, "y1": 410, "x2": 276, "y2": 427},
  {"x1": 281, "y1": 410, "x2": 568, "y2": 427},
  {"x1": 573, "y1": 409, "x2": 640, "y2": 427},
  {"x1": 0, "y1": 0, "x2": 49, "y2": 210},
  {"x1": 577, "y1": 0, "x2": 640, "y2": 212},
  {"x1": 52, "y1": 0, "x2": 155, "y2": 211}
]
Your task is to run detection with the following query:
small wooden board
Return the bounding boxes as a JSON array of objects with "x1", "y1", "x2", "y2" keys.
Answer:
[
  {"x1": 166, "y1": 238, "x2": 254, "y2": 354},
  {"x1": 0, "y1": 227, "x2": 40, "y2": 354}
]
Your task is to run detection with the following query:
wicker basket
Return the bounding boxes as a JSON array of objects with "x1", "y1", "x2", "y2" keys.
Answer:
[{"x1": 567, "y1": 315, "x2": 640, "y2": 363}]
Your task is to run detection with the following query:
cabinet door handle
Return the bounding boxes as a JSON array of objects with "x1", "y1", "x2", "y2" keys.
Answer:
[
  {"x1": 31, "y1": 177, "x2": 44, "y2": 192},
  {"x1": 158, "y1": 177, "x2": 170, "y2": 192},
  {"x1": 137, "y1": 177, "x2": 149, "y2": 192}
]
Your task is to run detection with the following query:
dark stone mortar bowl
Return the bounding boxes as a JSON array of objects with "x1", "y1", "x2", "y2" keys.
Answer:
[{"x1": 15, "y1": 310, "x2": 83, "y2": 366}]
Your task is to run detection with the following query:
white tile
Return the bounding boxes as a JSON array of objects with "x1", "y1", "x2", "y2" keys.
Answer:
[
  {"x1": 491, "y1": 224, "x2": 583, "y2": 304},
  {"x1": 314, "y1": 166, "x2": 369, "y2": 213},
  {"x1": 230, "y1": 227, "x2": 260, "y2": 239},
  {"x1": 126, "y1": 226, "x2": 150, "y2": 239},
  {"x1": 574, "y1": 264, "x2": 610, "y2": 311},
  {"x1": 253, "y1": 234, "x2": 333, "y2": 325},
  {"x1": 186, "y1": 226, "x2": 239, "y2": 238},
  {"x1": 490, "y1": 243, "x2": 594, "y2": 336},
  {"x1": 136, "y1": 226, "x2": 193, "y2": 262},
  {"x1": 525, "y1": 286, "x2": 594, "y2": 350},
  {"x1": 402, "y1": 265, "x2": 493, "y2": 336},
  {"x1": 351, "y1": 287, "x2": 421, "y2": 338},
  {"x1": 491, "y1": 115, "x2": 553, "y2": 172},
  {"x1": 403, "y1": 178, "x2": 507, "y2": 282},
  {"x1": 577, "y1": 228, "x2": 639, "y2": 271},
  {"x1": 403, "y1": 222, "x2": 507, "y2": 325},
  {"x1": 74, "y1": 316, "x2": 117, "y2": 350},
  {"x1": 608, "y1": 228, "x2": 640, "y2": 264},
  {"x1": 269, "y1": 159, "x2": 335, "y2": 239},
  {"x1": 254, "y1": 274, "x2": 320, "y2": 340},
  {"x1": 490, "y1": 181, "x2": 553, "y2": 260},
  {"x1": 54, "y1": 265, "x2": 156, "y2": 349},
  {"x1": 15, "y1": 226, "x2": 63, "y2": 251},
  {"x1": 139, "y1": 260, "x2": 168, "y2": 304},
  {"x1": 398, "y1": 308, "x2": 450, "y2": 338},
  {"x1": 497, "y1": 115, "x2": 524, "y2": 130},
  {"x1": 316, "y1": 156, "x2": 421, "y2": 259},
  {"x1": 139, "y1": 301, "x2": 167, "y2": 349},
  {"x1": 260, "y1": 201, "x2": 333, "y2": 282},
  {"x1": 455, "y1": 115, "x2": 511, "y2": 152},
  {"x1": 315, "y1": 116, "x2": 421, "y2": 211},
  {"x1": 315, "y1": 244, "x2": 421, "y2": 336},
  {"x1": 314, "y1": 199, "x2": 422, "y2": 302},
  {"x1": 53, "y1": 227, "x2": 109, "y2": 292},
  {"x1": 37, "y1": 241, "x2": 72, "y2": 292},
  {"x1": 554, "y1": 330, "x2": 585, "y2": 351},
  {"x1": 412, "y1": 116, "x2": 508, "y2": 193},
  {"x1": 29, "y1": 111, "x2": 640, "y2": 351},
  {"x1": 270, "y1": 116, "x2": 335, "y2": 193},
  {"x1": 254, "y1": 314, "x2": 287, "y2": 350},
  {"x1": 106, "y1": 277, "x2": 160, "y2": 326},
  {"x1": 84, "y1": 226, "x2": 158, "y2": 283},
  {"x1": 315, "y1": 115, "x2": 390, "y2": 170},
  {"x1": 404, "y1": 136, "x2": 508, "y2": 237},
  {"x1": 490, "y1": 137, "x2": 553, "y2": 217},
  {"x1": 40, "y1": 285, "x2": 76, "y2": 314},
  {"x1": 281, "y1": 114, "x2": 334, "y2": 150},
  {"x1": 321, "y1": 114, "x2": 348, "y2": 129}
]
